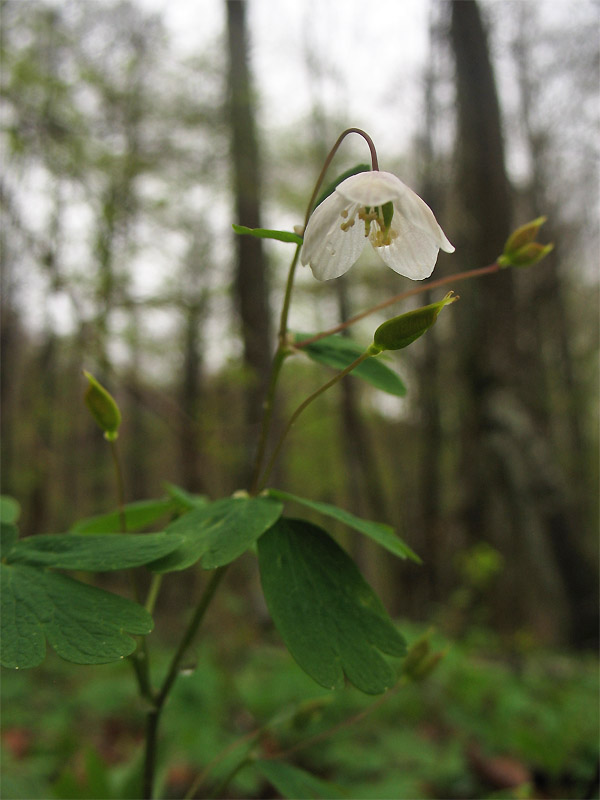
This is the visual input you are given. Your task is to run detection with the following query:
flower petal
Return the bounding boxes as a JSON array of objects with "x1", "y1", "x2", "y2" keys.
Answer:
[
  {"x1": 394, "y1": 183, "x2": 455, "y2": 253},
  {"x1": 373, "y1": 212, "x2": 441, "y2": 280},
  {"x1": 301, "y1": 194, "x2": 367, "y2": 280},
  {"x1": 335, "y1": 170, "x2": 404, "y2": 207}
]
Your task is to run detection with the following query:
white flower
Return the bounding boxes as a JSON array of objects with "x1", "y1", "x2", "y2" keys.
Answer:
[{"x1": 300, "y1": 170, "x2": 454, "y2": 281}]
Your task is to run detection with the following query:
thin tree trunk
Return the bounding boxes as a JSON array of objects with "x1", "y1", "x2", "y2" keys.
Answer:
[{"x1": 226, "y1": 0, "x2": 273, "y2": 483}]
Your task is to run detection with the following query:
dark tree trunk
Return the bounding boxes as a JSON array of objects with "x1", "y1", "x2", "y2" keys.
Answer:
[
  {"x1": 226, "y1": 0, "x2": 273, "y2": 483},
  {"x1": 448, "y1": 0, "x2": 597, "y2": 645}
]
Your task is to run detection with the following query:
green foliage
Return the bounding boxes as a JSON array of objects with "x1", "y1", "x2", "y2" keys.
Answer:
[
  {"x1": 258, "y1": 518, "x2": 406, "y2": 694},
  {"x1": 267, "y1": 488, "x2": 420, "y2": 562},
  {"x1": 254, "y1": 759, "x2": 346, "y2": 799},
  {"x1": 149, "y1": 495, "x2": 284, "y2": 572},
  {"x1": 70, "y1": 497, "x2": 184, "y2": 534},
  {"x1": 0, "y1": 564, "x2": 152, "y2": 669},
  {"x1": 295, "y1": 333, "x2": 406, "y2": 396},
  {"x1": 5, "y1": 532, "x2": 183, "y2": 571},
  {"x1": 0, "y1": 528, "x2": 180, "y2": 669},
  {"x1": 1, "y1": 632, "x2": 597, "y2": 800},
  {"x1": 232, "y1": 224, "x2": 303, "y2": 245}
]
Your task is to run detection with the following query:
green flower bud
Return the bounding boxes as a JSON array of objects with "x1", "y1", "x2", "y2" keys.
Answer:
[
  {"x1": 83, "y1": 371, "x2": 121, "y2": 441},
  {"x1": 499, "y1": 217, "x2": 554, "y2": 268},
  {"x1": 370, "y1": 292, "x2": 458, "y2": 354}
]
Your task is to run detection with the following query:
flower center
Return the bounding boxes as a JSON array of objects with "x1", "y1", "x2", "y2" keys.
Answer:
[{"x1": 339, "y1": 201, "x2": 397, "y2": 247}]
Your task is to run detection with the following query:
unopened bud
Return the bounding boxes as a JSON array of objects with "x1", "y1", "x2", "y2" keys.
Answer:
[
  {"x1": 499, "y1": 217, "x2": 554, "y2": 268},
  {"x1": 83, "y1": 371, "x2": 121, "y2": 441}
]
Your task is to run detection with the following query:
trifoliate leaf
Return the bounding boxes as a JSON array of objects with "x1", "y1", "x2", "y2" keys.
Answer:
[
  {"x1": 370, "y1": 293, "x2": 457, "y2": 353},
  {"x1": 149, "y1": 496, "x2": 283, "y2": 573},
  {"x1": 258, "y1": 518, "x2": 406, "y2": 694},
  {"x1": 294, "y1": 333, "x2": 406, "y2": 397},
  {"x1": 1, "y1": 562, "x2": 153, "y2": 668},
  {"x1": 266, "y1": 488, "x2": 420, "y2": 563},
  {"x1": 232, "y1": 224, "x2": 303, "y2": 245}
]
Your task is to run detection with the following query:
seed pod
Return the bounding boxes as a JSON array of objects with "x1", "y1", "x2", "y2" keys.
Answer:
[{"x1": 370, "y1": 292, "x2": 457, "y2": 354}]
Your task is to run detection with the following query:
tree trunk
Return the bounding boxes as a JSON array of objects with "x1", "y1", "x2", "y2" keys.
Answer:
[{"x1": 226, "y1": 0, "x2": 273, "y2": 483}]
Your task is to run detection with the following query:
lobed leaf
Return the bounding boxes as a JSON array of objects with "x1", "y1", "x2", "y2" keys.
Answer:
[
  {"x1": 294, "y1": 333, "x2": 406, "y2": 397},
  {"x1": 258, "y1": 518, "x2": 406, "y2": 694},
  {"x1": 266, "y1": 488, "x2": 421, "y2": 563},
  {"x1": 6, "y1": 532, "x2": 184, "y2": 571},
  {"x1": 1, "y1": 562, "x2": 153, "y2": 669},
  {"x1": 149, "y1": 496, "x2": 284, "y2": 573}
]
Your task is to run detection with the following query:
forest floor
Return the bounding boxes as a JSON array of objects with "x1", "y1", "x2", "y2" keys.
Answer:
[{"x1": 1, "y1": 622, "x2": 598, "y2": 800}]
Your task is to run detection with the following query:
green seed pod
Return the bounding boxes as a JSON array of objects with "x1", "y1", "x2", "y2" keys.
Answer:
[
  {"x1": 83, "y1": 370, "x2": 121, "y2": 441},
  {"x1": 370, "y1": 292, "x2": 458, "y2": 354}
]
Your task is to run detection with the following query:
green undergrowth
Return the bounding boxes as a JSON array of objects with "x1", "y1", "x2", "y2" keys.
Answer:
[{"x1": 1, "y1": 624, "x2": 598, "y2": 799}]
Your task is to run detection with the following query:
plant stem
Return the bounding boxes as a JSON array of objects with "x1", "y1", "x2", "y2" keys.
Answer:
[
  {"x1": 250, "y1": 130, "x2": 379, "y2": 493},
  {"x1": 302, "y1": 127, "x2": 379, "y2": 227},
  {"x1": 256, "y1": 351, "x2": 372, "y2": 492},
  {"x1": 109, "y1": 438, "x2": 127, "y2": 534},
  {"x1": 142, "y1": 565, "x2": 228, "y2": 799},
  {"x1": 145, "y1": 573, "x2": 163, "y2": 615},
  {"x1": 295, "y1": 261, "x2": 501, "y2": 349}
]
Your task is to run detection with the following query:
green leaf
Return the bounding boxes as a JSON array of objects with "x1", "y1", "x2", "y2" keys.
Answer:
[
  {"x1": 371, "y1": 293, "x2": 457, "y2": 353},
  {"x1": 150, "y1": 496, "x2": 284, "y2": 573},
  {"x1": 1, "y1": 523, "x2": 19, "y2": 558},
  {"x1": 1, "y1": 562, "x2": 153, "y2": 669},
  {"x1": 254, "y1": 760, "x2": 346, "y2": 800},
  {"x1": 258, "y1": 518, "x2": 406, "y2": 694},
  {"x1": 0, "y1": 495, "x2": 21, "y2": 524},
  {"x1": 266, "y1": 488, "x2": 421, "y2": 563},
  {"x1": 70, "y1": 498, "x2": 181, "y2": 534},
  {"x1": 232, "y1": 224, "x2": 303, "y2": 245},
  {"x1": 294, "y1": 333, "x2": 406, "y2": 397},
  {"x1": 312, "y1": 163, "x2": 370, "y2": 211},
  {"x1": 6, "y1": 532, "x2": 184, "y2": 571},
  {"x1": 163, "y1": 482, "x2": 209, "y2": 511}
]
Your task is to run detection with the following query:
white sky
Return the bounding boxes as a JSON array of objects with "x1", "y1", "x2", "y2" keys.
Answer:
[{"x1": 136, "y1": 0, "x2": 431, "y2": 160}]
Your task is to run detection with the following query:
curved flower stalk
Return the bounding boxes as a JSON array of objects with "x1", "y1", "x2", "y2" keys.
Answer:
[{"x1": 301, "y1": 170, "x2": 454, "y2": 281}]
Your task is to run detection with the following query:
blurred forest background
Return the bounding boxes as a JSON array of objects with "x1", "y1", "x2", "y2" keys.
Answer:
[
  {"x1": 2, "y1": 0, "x2": 599, "y2": 647},
  {"x1": 2, "y1": 1, "x2": 599, "y2": 797}
]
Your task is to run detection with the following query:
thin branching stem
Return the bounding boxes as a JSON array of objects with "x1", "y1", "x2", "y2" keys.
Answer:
[
  {"x1": 295, "y1": 261, "x2": 501, "y2": 349},
  {"x1": 256, "y1": 351, "x2": 372, "y2": 492}
]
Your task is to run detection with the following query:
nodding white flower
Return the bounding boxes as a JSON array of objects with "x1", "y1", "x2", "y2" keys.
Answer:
[{"x1": 301, "y1": 170, "x2": 454, "y2": 281}]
